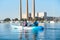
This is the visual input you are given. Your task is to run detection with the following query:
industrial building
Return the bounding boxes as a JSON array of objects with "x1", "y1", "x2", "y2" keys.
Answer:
[
  {"x1": 20, "y1": 0, "x2": 47, "y2": 20},
  {"x1": 20, "y1": 0, "x2": 35, "y2": 20}
]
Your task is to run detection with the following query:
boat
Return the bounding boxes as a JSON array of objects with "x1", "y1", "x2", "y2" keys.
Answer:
[
  {"x1": 11, "y1": 25, "x2": 44, "y2": 32},
  {"x1": 11, "y1": 25, "x2": 35, "y2": 31},
  {"x1": 50, "y1": 21, "x2": 55, "y2": 23}
]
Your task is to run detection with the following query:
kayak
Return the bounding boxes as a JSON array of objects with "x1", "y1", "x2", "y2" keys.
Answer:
[{"x1": 11, "y1": 25, "x2": 44, "y2": 32}]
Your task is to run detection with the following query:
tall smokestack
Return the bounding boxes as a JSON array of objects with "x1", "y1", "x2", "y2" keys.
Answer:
[
  {"x1": 32, "y1": 0, "x2": 35, "y2": 19},
  {"x1": 20, "y1": 0, "x2": 22, "y2": 20},
  {"x1": 26, "y1": 0, "x2": 28, "y2": 19}
]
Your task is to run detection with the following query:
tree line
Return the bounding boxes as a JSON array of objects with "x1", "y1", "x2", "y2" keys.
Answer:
[{"x1": 3, "y1": 18, "x2": 19, "y2": 22}]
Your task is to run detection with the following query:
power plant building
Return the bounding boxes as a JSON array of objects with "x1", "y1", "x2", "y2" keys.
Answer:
[
  {"x1": 38, "y1": 12, "x2": 47, "y2": 18},
  {"x1": 20, "y1": 0, "x2": 47, "y2": 20},
  {"x1": 20, "y1": 0, "x2": 35, "y2": 20},
  {"x1": 22, "y1": 13, "x2": 27, "y2": 19}
]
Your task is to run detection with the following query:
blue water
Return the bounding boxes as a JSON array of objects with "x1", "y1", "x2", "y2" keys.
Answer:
[{"x1": 0, "y1": 23, "x2": 60, "y2": 40}]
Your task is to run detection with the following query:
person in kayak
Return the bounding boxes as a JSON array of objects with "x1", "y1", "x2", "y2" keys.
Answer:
[
  {"x1": 33, "y1": 20, "x2": 38, "y2": 26},
  {"x1": 23, "y1": 20, "x2": 27, "y2": 26}
]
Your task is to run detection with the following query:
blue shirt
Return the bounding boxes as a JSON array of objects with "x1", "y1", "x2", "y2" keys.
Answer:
[{"x1": 33, "y1": 21, "x2": 38, "y2": 26}]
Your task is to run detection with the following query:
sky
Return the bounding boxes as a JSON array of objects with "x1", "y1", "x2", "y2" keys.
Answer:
[{"x1": 0, "y1": 0, "x2": 60, "y2": 20}]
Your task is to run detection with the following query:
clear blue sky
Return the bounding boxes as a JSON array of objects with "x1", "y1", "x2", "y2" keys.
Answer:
[{"x1": 0, "y1": 0, "x2": 60, "y2": 20}]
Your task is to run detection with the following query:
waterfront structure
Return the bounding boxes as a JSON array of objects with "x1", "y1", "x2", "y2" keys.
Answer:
[
  {"x1": 20, "y1": 0, "x2": 47, "y2": 20},
  {"x1": 22, "y1": 12, "x2": 47, "y2": 20},
  {"x1": 22, "y1": 13, "x2": 27, "y2": 19},
  {"x1": 37, "y1": 13, "x2": 38, "y2": 17},
  {"x1": 26, "y1": 0, "x2": 28, "y2": 19},
  {"x1": 20, "y1": 0, "x2": 35, "y2": 20},
  {"x1": 47, "y1": 17, "x2": 54, "y2": 21},
  {"x1": 28, "y1": 13, "x2": 31, "y2": 17},
  {"x1": 22, "y1": 13, "x2": 31, "y2": 19},
  {"x1": 20, "y1": 0, "x2": 22, "y2": 20},
  {"x1": 38, "y1": 12, "x2": 47, "y2": 19},
  {"x1": 32, "y1": 0, "x2": 35, "y2": 19}
]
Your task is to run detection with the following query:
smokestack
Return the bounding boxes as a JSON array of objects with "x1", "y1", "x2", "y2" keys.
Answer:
[
  {"x1": 32, "y1": 0, "x2": 35, "y2": 19},
  {"x1": 20, "y1": 0, "x2": 22, "y2": 20},
  {"x1": 26, "y1": 0, "x2": 28, "y2": 19}
]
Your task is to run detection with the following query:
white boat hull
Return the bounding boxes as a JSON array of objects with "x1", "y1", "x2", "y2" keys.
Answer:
[{"x1": 11, "y1": 25, "x2": 35, "y2": 31}]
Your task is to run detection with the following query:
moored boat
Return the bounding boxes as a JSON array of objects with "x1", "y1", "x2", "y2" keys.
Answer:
[{"x1": 50, "y1": 21, "x2": 55, "y2": 23}]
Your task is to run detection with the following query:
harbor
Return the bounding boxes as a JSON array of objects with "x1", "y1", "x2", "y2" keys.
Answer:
[
  {"x1": 0, "y1": 0, "x2": 60, "y2": 40},
  {"x1": 0, "y1": 23, "x2": 60, "y2": 40}
]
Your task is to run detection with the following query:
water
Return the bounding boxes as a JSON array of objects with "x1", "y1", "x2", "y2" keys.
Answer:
[{"x1": 0, "y1": 23, "x2": 60, "y2": 40}]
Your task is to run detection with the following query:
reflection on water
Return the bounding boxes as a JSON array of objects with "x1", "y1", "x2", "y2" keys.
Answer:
[
  {"x1": 44, "y1": 23, "x2": 60, "y2": 40},
  {"x1": 0, "y1": 23, "x2": 60, "y2": 40},
  {"x1": 0, "y1": 23, "x2": 20, "y2": 40}
]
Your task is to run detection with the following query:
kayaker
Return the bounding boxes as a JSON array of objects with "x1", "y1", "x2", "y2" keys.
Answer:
[
  {"x1": 23, "y1": 20, "x2": 27, "y2": 26},
  {"x1": 33, "y1": 20, "x2": 38, "y2": 26}
]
